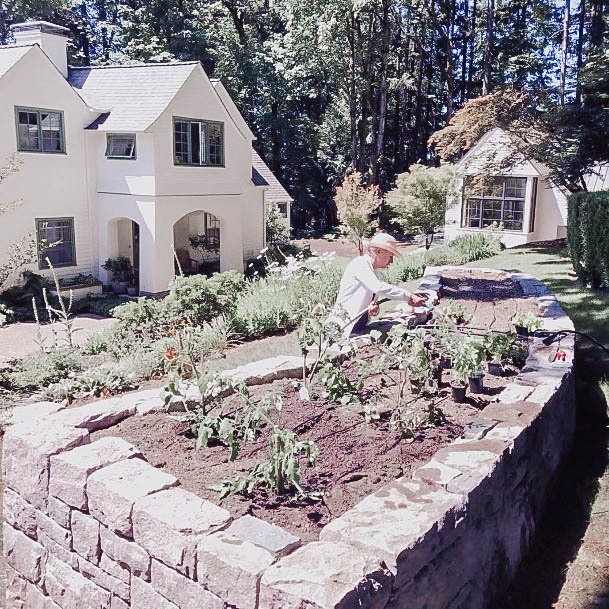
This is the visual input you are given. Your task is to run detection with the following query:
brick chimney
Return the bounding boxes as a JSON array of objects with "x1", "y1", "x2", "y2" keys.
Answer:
[{"x1": 10, "y1": 21, "x2": 70, "y2": 78}]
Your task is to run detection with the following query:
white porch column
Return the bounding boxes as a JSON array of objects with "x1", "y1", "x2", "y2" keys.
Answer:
[
  {"x1": 219, "y1": 211, "x2": 244, "y2": 272},
  {"x1": 136, "y1": 200, "x2": 160, "y2": 294}
]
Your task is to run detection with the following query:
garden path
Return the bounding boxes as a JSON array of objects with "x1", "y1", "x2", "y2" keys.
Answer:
[{"x1": 0, "y1": 314, "x2": 116, "y2": 368}]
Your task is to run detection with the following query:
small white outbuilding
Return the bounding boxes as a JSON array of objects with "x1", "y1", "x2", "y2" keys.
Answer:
[{"x1": 444, "y1": 127, "x2": 568, "y2": 248}]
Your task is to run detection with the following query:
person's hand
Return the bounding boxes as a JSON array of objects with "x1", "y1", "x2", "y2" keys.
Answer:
[
  {"x1": 368, "y1": 301, "x2": 379, "y2": 316},
  {"x1": 408, "y1": 294, "x2": 425, "y2": 308}
]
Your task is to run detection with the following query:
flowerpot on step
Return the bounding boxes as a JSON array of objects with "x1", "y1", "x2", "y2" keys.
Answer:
[
  {"x1": 450, "y1": 382, "x2": 467, "y2": 403},
  {"x1": 487, "y1": 361, "x2": 503, "y2": 376},
  {"x1": 468, "y1": 373, "x2": 485, "y2": 393}
]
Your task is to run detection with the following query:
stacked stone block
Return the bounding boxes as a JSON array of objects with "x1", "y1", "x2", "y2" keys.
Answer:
[{"x1": 3, "y1": 267, "x2": 576, "y2": 609}]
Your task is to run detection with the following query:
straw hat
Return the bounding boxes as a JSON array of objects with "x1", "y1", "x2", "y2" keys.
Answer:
[{"x1": 365, "y1": 233, "x2": 402, "y2": 258}]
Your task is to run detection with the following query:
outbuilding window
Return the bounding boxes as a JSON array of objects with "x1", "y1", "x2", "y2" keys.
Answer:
[
  {"x1": 105, "y1": 134, "x2": 136, "y2": 159},
  {"x1": 36, "y1": 218, "x2": 76, "y2": 269},
  {"x1": 16, "y1": 107, "x2": 65, "y2": 153},
  {"x1": 173, "y1": 118, "x2": 224, "y2": 166},
  {"x1": 462, "y1": 177, "x2": 527, "y2": 231}
]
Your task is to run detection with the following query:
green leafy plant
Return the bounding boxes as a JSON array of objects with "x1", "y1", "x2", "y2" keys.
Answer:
[
  {"x1": 213, "y1": 426, "x2": 319, "y2": 497},
  {"x1": 319, "y1": 361, "x2": 361, "y2": 404},
  {"x1": 40, "y1": 258, "x2": 77, "y2": 350},
  {"x1": 297, "y1": 306, "x2": 343, "y2": 399},
  {"x1": 450, "y1": 335, "x2": 486, "y2": 383},
  {"x1": 484, "y1": 332, "x2": 515, "y2": 364},
  {"x1": 385, "y1": 163, "x2": 460, "y2": 249},
  {"x1": 511, "y1": 311, "x2": 542, "y2": 334}
]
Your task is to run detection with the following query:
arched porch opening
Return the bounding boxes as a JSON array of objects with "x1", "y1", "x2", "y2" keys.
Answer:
[{"x1": 173, "y1": 211, "x2": 220, "y2": 276}]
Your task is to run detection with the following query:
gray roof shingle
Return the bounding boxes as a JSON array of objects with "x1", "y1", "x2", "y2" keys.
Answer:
[
  {"x1": 68, "y1": 62, "x2": 198, "y2": 131},
  {"x1": 0, "y1": 45, "x2": 31, "y2": 79},
  {"x1": 251, "y1": 149, "x2": 292, "y2": 201}
]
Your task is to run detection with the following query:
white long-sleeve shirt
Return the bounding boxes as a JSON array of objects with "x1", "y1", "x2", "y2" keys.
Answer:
[{"x1": 327, "y1": 254, "x2": 412, "y2": 336}]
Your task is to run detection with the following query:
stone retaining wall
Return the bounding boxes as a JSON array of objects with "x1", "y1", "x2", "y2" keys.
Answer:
[{"x1": 3, "y1": 267, "x2": 576, "y2": 609}]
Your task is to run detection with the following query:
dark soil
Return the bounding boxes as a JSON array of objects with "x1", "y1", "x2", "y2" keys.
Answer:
[{"x1": 93, "y1": 270, "x2": 535, "y2": 541}]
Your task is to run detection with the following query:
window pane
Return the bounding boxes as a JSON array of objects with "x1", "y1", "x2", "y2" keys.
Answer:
[
  {"x1": 208, "y1": 123, "x2": 223, "y2": 166},
  {"x1": 37, "y1": 219, "x2": 75, "y2": 268},
  {"x1": 174, "y1": 121, "x2": 190, "y2": 164},
  {"x1": 505, "y1": 177, "x2": 526, "y2": 198},
  {"x1": 503, "y1": 199, "x2": 524, "y2": 230},
  {"x1": 18, "y1": 111, "x2": 40, "y2": 150},
  {"x1": 463, "y1": 198, "x2": 481, "y2": 228},
  {"x1": 484, "y1": 179, "x2": 504, "y2": 197},
  {"x1": 482, "y1": 198, "x2": 503, "y2": 227},
  {"x1": 190, "y1": 122, "x2": 201, "y2": 165},
  {"x1": 106, "y1": 134, "x2": 136, "y2": 158},
  {"x1": 278, "y1": 203, "x2": 288, "y2": 217},
  {"x1": 41, "y1": 112, "x2": 62, "y2": 152},
  {"x1": 204, "y1": 213, "x2": 220, "y2": 249}
]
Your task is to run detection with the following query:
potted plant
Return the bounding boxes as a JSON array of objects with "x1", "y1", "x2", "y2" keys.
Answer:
[
  {"x1": 484, "y1": 332, "x2": 515, "y2": 376},
  {"x1": 511, "y1": 311, "x2": 542, "y2": 338},
  {"x1": 102, "y1": 257, "x2": 132, "y2": 294},
  {"x1": 451, "y1": 335, "x2": 486, "y2": 395}
]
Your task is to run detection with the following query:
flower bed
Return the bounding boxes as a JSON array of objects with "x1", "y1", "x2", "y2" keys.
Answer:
[{"x1": 3, "y1": 267, "x2": 576, "y2": 609}]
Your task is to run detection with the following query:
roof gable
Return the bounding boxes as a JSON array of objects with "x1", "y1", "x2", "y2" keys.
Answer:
[
  {"x1": 0, "y1": 45, "x2": 33, "y2": 80},
  {"x1": 68, "y1": 62, "x2": 198, "y2": 131},
  {"x1": 459, "y1": 127, "x2": 546, "y2": 176},
  {"x1": 252, "y1": 149, "x2": 292, "y2": 201}
]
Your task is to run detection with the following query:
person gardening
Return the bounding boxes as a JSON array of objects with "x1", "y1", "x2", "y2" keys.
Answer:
[{"x1": 327, "y1": 232, "x2": 425, "y2": 337}]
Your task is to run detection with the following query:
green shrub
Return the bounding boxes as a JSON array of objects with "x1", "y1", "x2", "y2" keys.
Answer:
[
  {"x1": 448, "y1": 232, "x2": 503, "y2": 261},
  {"x1": 167, "y1": 272, "x2": 246, "y2": 324},
  {"x1": 82, "y1": 326, "x2": 113, "y2": 355},
  {"x1": 383, "y1": 233, "x2": 502, "y2": 283},
  {"x1": 80, "y1": 294, "x2": 123, "y2": 317},
  {"x1": 568, "y1": 191, "x2": 609, "y2": 288},
  {"x1": 4, "y1": 349, "x2": 84, "y2": 390},
  {"x1": 382, "y1": 252, "x2": 426, "y2": 283}
]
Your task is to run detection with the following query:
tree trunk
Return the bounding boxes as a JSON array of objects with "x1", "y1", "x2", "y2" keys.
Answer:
[
  {"x1": 559, "y1": 0, "x2": 570, "y2": 105},
  {"x1": 482, "y1": 0, "x2": 494, "y2": 95},
  {"x1": 347, "y1": 11, "x2": 358, "y2": 168},
  {"x1": 371, "y1": 0, "x2": 391, "y2": 184},
  {"x1": 575, "y1": 0, "x2": 586, "y2": 104},
  {"x1": 590, "y1": 0, "x2": 604, "y2": 47},
  {"x1": 467, "y1": 0, "x2": 477, "y2": 97}
]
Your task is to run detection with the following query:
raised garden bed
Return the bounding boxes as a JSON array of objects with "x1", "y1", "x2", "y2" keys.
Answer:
[{"x1": 3, "y1": 266, "x2": 576, "y2": 609}]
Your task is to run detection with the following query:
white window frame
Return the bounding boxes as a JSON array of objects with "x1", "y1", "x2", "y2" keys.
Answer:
[
  {"x1": 461, "y1": 176, "x2": 534, "y2": 233},
  {"x1": 105, "y1": 133, "x2": 136, "y2": 159},
  {"x1": 173, "y1": 117, "x2": 224, "y2": 167}
]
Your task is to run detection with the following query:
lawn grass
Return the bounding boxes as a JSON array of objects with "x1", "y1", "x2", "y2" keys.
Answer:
[{"x1": 208, "y1": 330, "x2": 302, "y2": 372}]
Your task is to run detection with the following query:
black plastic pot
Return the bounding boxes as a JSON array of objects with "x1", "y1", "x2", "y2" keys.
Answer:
[
  {"x1": 440, "y1": 355, "x2": 453, "y2": 370},
  {"x1": 468, "y1": 373, "x2": 485, "y2": 393},
  {"x1": 514, "y1": 325, "x2": 529, "y2": 338},
  {"x1": 451, "y1": 382, "x2": 467, "y2": 403},
  {"x1": 487, "y1": 361, "x2": 503, "y2": 376}
]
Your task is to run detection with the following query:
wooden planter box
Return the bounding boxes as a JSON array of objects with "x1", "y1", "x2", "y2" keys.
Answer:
[{"x1": 49, "y1": 282, "x2": 103, "y2": 301}]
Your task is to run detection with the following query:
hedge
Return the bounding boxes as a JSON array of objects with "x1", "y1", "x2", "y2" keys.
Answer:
[{"x1": 568, "y1": 191, "x2": 609, "y2": 288}]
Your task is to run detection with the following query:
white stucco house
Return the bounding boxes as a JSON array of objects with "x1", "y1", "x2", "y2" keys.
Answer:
[
  {"x1": 444, "y1": 127, "x2": 569, "y2": 248},
  {"x1": 0, "y1": 21, "x2": 291, "y2": 295}
]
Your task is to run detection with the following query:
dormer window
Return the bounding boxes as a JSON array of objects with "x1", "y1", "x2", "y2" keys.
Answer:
[
  {"x1": 105, "y1": 134, "x2": 136, "y2": 159},
  {"x1": 173, "y1": 118, "x2": 224, "y2": 166},
  {"x1": 16, "y1": 107, "x2": 65, "y2": 153}
]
